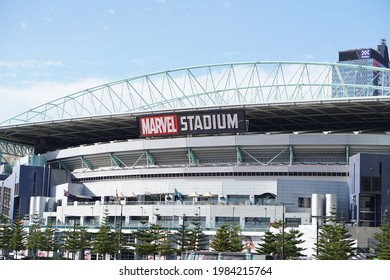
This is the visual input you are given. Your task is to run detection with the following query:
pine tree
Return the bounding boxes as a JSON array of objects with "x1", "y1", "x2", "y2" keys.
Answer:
[
  {"x1": 187, "y1": 214, "x2": 208, "y2": 251},
  {"x1": 78, "y1": 226, "x2": 92, "y2": 260},
  {"x1": 158, "y1": 229, "x2": 175, "y2": 259},
  {"x1": 229, "y1": 223, "x2": 243, "y2": 252},
  {"x1": 210, "y1": 224, "x2": 231, "y2": 252},
  {"x1": 26, "y1": 213, "x2": 42, "y2": 259},
  {"x1": 255, "y1": 220, "x2": 304, "y2": 259},
  {"x1": 284, "y1": 229, "x2": 305, "y2": 259},
  {"x1": 210, "y1": 223, "x2": 242, "y2": 252},
  {"x1": 92, "y1": 208, "x2": 116, "y2": 259},
  {"x1": 172, "y1": 215, "x2": 192, "y2": 254},
  {"x1": 63, "y1": 224, "x2": 82, "y2": 259},
  {"x1": 316, "y1": 213, "x2": 355, "y2": 260},
  {"x1": 0, "y1": 214, "x2": 12, "y2": 257},
  {"x1": 132, "y1": 222, "x2": 167, "y2": 259},
  {"x1": 256, "y1": 230, "x2": 279, "y2": 257},
  {"x1": 40, "y1": 224, "x2": 58, "y2": 258},
  {"x1": 9, "y1": 213, "x2": 26, "y2": 259},
  {"x1": 373, "y1": 212, "x2": 390, "y2": 260},
  {"x1": 132, "y1": 227, "x2": 156, "y2": 259}
]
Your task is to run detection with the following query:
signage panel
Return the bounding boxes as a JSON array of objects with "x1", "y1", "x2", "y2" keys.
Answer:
[
  {"x1": 138, "y1": 110, "x2": 246, "y2": 137},
  {"x1": 360, "y1": 49, "x2": 371, "y2": 59}
]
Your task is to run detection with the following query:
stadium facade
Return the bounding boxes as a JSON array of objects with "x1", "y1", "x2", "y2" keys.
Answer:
[{"x1": 1, "y1": 40, "x2": 390, "y2": 258}]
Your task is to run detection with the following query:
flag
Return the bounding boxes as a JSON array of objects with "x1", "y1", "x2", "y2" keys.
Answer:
[
  {"x1": 64, "y1": 189, "x2": 75, "y2": 199},
  {"x1": 175, "y1": 188, "x2": 183, "y2": 203},
  {"x1": 116, "y1": 190, "x2": 120, "y2": 203}
]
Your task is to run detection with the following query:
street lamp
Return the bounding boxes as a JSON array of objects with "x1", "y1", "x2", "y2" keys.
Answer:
[
  {"x1": 91, "y1": 206, "x2": 94, "y2": 226},
  {"x1": 312, "y1": 215, "x2": 325, "y2": 256},
  {"x1": 181, "y1": 214, "x2": 187, "y2": 253},
  {"x1": 118, "y1": 200, "x2": 124, "y2": 260},
  {"x1": 280, "y1": 202, "x2": 294, "y2": 260}
]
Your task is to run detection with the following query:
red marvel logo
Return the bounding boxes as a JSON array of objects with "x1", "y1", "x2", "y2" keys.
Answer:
[{"x1": 139, "y1": 115, "x2": 179, "y2": 136}]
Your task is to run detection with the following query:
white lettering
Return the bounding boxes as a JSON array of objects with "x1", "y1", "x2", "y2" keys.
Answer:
[
  {"x1": 194, "y1": 115, "x2": 203, "y2": 130},
  {"x1": 217, "y1": 114, "x2": 226, "y2": 129},
  {"x1": 180, "y1": 116, "x2": 188, "y2": 131},
  {"x1": 141, "y1": 118, "x2": 151, "y2": 135},
  {"x1": 186, "y1": 116, "x2": 195, "y2": 130},
  {"x1": 141, "y1": 116, "x2": 178, "y2": 136},
  {"x1": 227, "y1": 114, "x2": 238, "y2": 129},
  {"x1": 178, "y1": 112, "x2": 240, "y2": 132},
  {"x1": 203, "y1": 115, "x2": 212, "y2": 129}
]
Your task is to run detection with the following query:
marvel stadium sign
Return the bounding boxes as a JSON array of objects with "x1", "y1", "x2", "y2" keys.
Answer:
[{"x1": 138, "y1": 110, "x2": 246, "y2": 137}]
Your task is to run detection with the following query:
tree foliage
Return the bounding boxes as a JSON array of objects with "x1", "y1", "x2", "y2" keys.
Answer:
[
  {"x1": 64, "y1": 224, "x2": 91, "y2": 259},
  {"x1": 40, "y1": 224, "x2": 58, "y2": 258},
  {"x1": 9, "y1": 213, "x2": 26, "y2": 259},
  {"x1": 373, "y1": 212, "x2": 390, "y2": 260},
  {"x1": 210, "y1": 223, "x2": 242, "y2": 252},
  {"x1": 315, "y1": 213, "x2": 355, "y2": 260},
  {"x1": 255, "y1": 220, "x2": 304, "y2": 259},
  {"x1": 187, "y1": 214, "x2": 208, "y2": 251},
  {"x1": 92, "y1": 209, "x2": 116, "y2": 259},
  {"x1": 0, "y1": 214, "x2": 12, "y2": 256},
  {"x1": 26, "y1": 214, "x2": 42, "y2": 259},
  {"x1": 132, "y1": 221, "x2": 170, "y2": 259},
  {"x1": 172, "y1": 215, "x2": 192, "y2": 254}
]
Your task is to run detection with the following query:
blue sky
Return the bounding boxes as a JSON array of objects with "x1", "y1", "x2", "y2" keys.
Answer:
[{"x1": 0, "y1": 0, "x2": 389, "y2": 120}]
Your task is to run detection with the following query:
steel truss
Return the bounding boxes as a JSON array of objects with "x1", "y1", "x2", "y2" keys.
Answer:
[
  {"x1": 1, "y1": 61, "x2": 390, "y2": 126},
  {"x1": 0, "y1": 138, "x2": 34, "y2": 163}
]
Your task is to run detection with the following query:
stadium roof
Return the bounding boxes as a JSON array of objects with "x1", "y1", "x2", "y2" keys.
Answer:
[{"x1": 1, "y1": 61, "x2": 390, "y2": 153}]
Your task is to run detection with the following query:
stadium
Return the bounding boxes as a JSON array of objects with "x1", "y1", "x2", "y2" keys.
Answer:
[{"x1": 1, "y1": 41, "x2": 390, "y2": 259}]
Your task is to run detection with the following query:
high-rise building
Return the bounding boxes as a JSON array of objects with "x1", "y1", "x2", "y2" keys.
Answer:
[{"x1": 332, "y1": 39, "x2": 389, "y2": 97}]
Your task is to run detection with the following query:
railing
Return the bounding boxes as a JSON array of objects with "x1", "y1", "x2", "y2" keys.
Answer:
[
  {"x1": 67, "y1": 200, "x2": 272, "y2": 206},
  {"x1": 24, "y1": 222, "x2": 270, "y2": 232}
]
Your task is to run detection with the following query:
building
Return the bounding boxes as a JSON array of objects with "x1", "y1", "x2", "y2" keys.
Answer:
[
  {"x1": 332, "y1": 39, "x2": 390, "y2": 97},
  {"x1": 1, "y1": 42, "x2": 390, "y2": 258}
]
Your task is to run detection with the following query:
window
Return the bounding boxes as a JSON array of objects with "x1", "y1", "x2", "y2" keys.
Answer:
[
  {"x1": 298, "y1": 197, "x2": 311, "y2": 208},
  {"x1": 286, "y1": 218, "x2": 301, "y2": 227},
  {"x1": 361, "y1": 176, "x2": 381, "y2": 192},
  {"x1": 14, "y1": 183, "x2": 19, "y2": 196}
]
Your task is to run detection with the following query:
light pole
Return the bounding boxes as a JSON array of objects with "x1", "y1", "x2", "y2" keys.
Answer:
[
  {"x1": 181, "y1": 214, "x2": 187, "y2": 253},
  {"x1": 118, "y1": 200, "x2": 123, "y2": 260},
  {"x1": 312, "y1": 215, "x2": 325, "y2": 256},
  {"x1": 91, "y1": 206, "x2": 94, "y2": 226},
  {"x1": 280, "y1": 202, "x2": 294, "y2": 260}
]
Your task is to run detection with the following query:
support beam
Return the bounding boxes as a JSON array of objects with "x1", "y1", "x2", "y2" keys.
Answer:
[
  {"x1": 236, "y1": 146, "x2": 243, "y2": 165},
  {"x1": 58, "y1": 160, "x2": 69, "y2": 171},
  {"x1": 110, "y1": 152, "x2": 124, "y2": 168},
  {"x1": 80, "y1": 156, "x2": 93, "y2": 170},
  {"x1": 289, "y1": 145, "x2": 294, "y2": 165},
  {"x1": 187, "y1": 148, "x2": 198, "y2": 165},
  {"x1": 0, "y1": 138, "x2": 34, "y2": 163},
  {"x1": 145, "y1": 150, "x2": 156, "y2": 166}
]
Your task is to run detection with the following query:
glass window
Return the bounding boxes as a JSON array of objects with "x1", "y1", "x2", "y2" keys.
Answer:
[{"x1": 298, "y1": 197, "x2": 311, "y2": 208}]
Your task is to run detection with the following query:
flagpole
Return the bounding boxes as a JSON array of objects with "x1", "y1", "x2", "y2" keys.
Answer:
[
  {"x1": 62, "y1": 189, "x2": 65, "y2": 224},
  {"x1": 114, "y1": 190, "x2": 118, "y2": 227}
]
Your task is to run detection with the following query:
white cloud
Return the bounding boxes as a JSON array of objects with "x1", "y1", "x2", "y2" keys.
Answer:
[
  {"x1": 0, "y1": 60, "x2": 63, "y2": 69},
  {"x1": 0, "y1": 78, "x2": 108, "y2": 121},
  {"x1": 107, "y1": 7, "x2": 116, "y2": 15},
  {"x1": 303, "y1": 53, "x2": 314, "y2": 60},
  {"x1": 19, "y1": 19, "x2": 29, "y2": 29}
]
